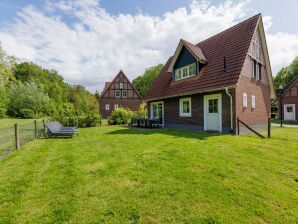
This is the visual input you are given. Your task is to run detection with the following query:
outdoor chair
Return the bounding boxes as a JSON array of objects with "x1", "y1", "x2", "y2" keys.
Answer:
[{"x1": 45, "y1": 121, "x2": 78, "y2": 137}]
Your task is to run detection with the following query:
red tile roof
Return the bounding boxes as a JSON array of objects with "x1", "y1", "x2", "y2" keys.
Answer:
[
  {"x1": 181, "y1": 39, "x2": 207, "y2": 63},
  {"x1": 144, "y1": 14, "x2": 261, "y2": 101}
]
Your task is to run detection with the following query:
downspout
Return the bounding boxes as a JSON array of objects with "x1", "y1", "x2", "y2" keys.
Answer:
[{"x1": 225, "y1": 87, "x2": 234, "y2": 132}]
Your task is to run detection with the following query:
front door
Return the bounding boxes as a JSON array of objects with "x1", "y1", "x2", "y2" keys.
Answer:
[
  {"x1": 204, "y1": 94, "x2": 222, "y2": 132},
  {"x1": 151, "y1": 101, "x2": 164, "y2": 126},
  {"x1": 284, "y1": 104, "x2": 296, "y2": 120}
]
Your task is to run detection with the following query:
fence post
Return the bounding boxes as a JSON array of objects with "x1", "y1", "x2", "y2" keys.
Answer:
[
  {"x1": 237, "y1": 117, "x2": 240, "y2": 135},
  {"x1": 15, "y1": 123, "x2": 20, "y2": 150},
  {"x1": 268, "y1": 118, "x2": 271, "y2": 139},
  {"x1": 34, "y1": 120, "x2": 37, "y2": 138},
  {"x1": 43, "y1": 119, "x2": 46, "y2": 136}
]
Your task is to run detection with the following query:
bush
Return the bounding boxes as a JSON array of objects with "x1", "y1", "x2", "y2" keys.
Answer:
[
  {"x1": 19, "y1": 108, "x2": 34, "y2": 118},
  {"x1": 134, "y1": 104, "x2": 147, "y2": 119},
  {"x1": 0, "y1": 103, "x2": 6, "y2": 119},
  {"x1": 108, "y1": 108, "x2": 134, "y2": 125},
  {"x1": 51, "y1": 114, "x2": 101, "y2": 128}
]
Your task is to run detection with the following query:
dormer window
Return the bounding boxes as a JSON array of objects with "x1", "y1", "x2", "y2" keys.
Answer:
[{"x1": 174, "y1": 63, "x2": 196, "y2": 81}]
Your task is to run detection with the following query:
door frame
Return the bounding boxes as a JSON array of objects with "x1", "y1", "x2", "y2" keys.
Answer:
[
  {"x1": 283, "y1": 104, "x2": 296, "y2": 120},
  {"x1": 150, "y1": 101, "x2": 164, "y2": 126},
  {"x1": 204, "y1": 93, "x2": 222, "y2": 132}
]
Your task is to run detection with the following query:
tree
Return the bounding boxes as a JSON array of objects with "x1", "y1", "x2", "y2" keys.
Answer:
[
  {"x1": 132, "y1": 64, "x2": 163, "y2": 97},
  {"x1": 274, "y1": 57, "x2": 298, "y2": 92},
  {"x1": 7, "y1": 82, "x2": 50, "y2": 118}
]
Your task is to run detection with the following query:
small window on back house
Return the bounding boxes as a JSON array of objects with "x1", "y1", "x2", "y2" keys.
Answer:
[
  {"x1": 105, "y1": 104, "x2": 110, "y2": 110},
  {"x1": 119, "y1": 83, "x2": 123, "y2": 89},
  {"x1": 122, "y1": 90, "x2": 128, "y2": 98},
  {"x1": 257, "y1": 63, "x2": 262, "y2": 81},
  {"x1": 115, "y1": 90, "x2": 121, "y2": 98}
]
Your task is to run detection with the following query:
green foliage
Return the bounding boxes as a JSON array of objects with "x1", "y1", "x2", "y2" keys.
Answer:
[
  {"x1": 52, "y1": 114, "x2": 101, "y2": 128},
  {"x1": 134, "y1": 103, "x2": 147, "y2": 119},
  {"x1": 0, "y1": 44, "x2": 99, "y2": 119},
  {"x1": 0, "y1": 103, "x2": 6, "y2": 119},
  {"x1": 7, "y1": 82, "x2": 50, "y2": 118},
  {"x1": 108, "y1": 107, "x2": 134, "y2": 125},
  {"x1": 132, "y1": 64, "x2": 163, "y2": 97},
  {"x1": 274, "y1": 57, "x2": 298, "y2": 92}
]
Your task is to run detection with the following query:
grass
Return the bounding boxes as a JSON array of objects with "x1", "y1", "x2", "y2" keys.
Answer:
[
  {"x1": 0, "y1": 118, "x2": 44, "y2": 159},
  {"x1": 0, "y1": 125, "x2": 297, "y2": 223}
]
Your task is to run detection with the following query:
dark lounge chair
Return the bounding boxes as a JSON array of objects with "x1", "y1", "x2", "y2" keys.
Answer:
[{"x1": 45, "y1": 121, "x2": 78, "y2": 137}]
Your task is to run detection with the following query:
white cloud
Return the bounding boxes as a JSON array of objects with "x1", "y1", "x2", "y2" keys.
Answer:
[{"x1": 0, "y1": 0, "x2": 297, "y2": 92}]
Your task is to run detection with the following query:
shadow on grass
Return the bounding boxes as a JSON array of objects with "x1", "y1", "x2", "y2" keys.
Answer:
[{"x1": 107, "y1": 126, "x2": 227, "y2": 140}]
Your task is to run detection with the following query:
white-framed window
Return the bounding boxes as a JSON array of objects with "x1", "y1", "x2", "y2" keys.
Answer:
[
  {"x1": 175, "y1": 69, "x2": 182, "y2": 80},
  {"x1": 122, "y1": 90, "x2": 127, "y2": 98},
  {"x1": 179, "y1": 97, "x2": 191, "y2": 117},
  {"x1": 114, "y1": 104, "x2": 119, "y2": 109},
  {"x1": 119, "y1": 83, "x2": 123, "y2": 89},
  {"x1": 105, "y1": 104, "x2": 110, "y2": 110},
  {"x1": 242, "y1": 93, "x2": 247, "y2": 108},
  {"x1": 251, "y1": 95, "x2": 256, "y2": 109},
  {"x1": 189, "y1": 63, "x2": 196, "y2": 76},
  {"x1": 256, "y1": 63, "x2": 260, "y2": 80},
  {"x1": 251, "y1": 60, "x2": 256, "y2": 78},
  {"x1": 174, "y1": 63, "x2": 196, "y2": 81},
  {"x1": 115, "y1": 90, "x2": 121, "y2": 98}
]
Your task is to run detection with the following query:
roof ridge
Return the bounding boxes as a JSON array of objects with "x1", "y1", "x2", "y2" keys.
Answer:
[{"x1": 196, "y1": 13, "x2": 261, "y2": 46}]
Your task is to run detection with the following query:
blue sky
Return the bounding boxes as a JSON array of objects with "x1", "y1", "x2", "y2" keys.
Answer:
[{"x1": 0, "y1": 0, "x2": 298, "y2": 91}]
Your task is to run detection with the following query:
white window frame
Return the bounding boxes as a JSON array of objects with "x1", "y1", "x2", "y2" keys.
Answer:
[
  {"x1": 251, "y1": 60, "x2": 256, "y2": 79},
  {"x1": 179, "y1": 97, "x2": 192, "y2": 117},
  {"x1": 114, "y1": 104, "x2": 119, "y2": 109},
  {"x1": 174, "y1": 63, "x2": 196, "y2": 81},
  {"x1": 105, "y1": 104, "x2": 110, "y2": 110},
  {"x1": 150, "y1": 101, "x2": 164, "y2": 126},
  {"x1": 243, "y1": 93, "x2": 247, "y2": 108},
  {"x1": 115, "y1": 90, "x2": 121, "y2": 98},
  {"x1": 251, "y1": 95, "x2": 256, "y2": 109},
  {"x1": 122, "y1": 90, "x2": 128, "y2": 98},
  {"x1": 256, "y1": 63, "x2": 260, "y2": 81},
  {"x1": 119, "y1": 83, "x2": 123, "y2": 89}
]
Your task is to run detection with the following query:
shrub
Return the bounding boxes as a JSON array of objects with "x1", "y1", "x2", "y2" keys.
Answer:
[
  {"x1": 134, "y1": 104, "x2": 147, "y2": 119},
  {"x1": 19, "y1": 108, "x2": 34, "y2": 118},
  {"x1": 51, "y1": 114, "x2": 101, "y2": 128},
  {"x1": 108, "y1": 108, "x2": 133, "y2": 125},
  {"x1": 0, "y1": 103, "x2": 6, "y2": 119}
]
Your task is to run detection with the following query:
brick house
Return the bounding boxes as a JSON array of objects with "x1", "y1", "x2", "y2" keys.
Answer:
[
  {"x1": 100, "y1": 70, "x2": 143, "y2": 119},
  {"x1": 278, "y1": 77, "x2": 298, "y2": 120},
  {"x1": 144, "y1": 14, "x2": 275, "y2": 133}
]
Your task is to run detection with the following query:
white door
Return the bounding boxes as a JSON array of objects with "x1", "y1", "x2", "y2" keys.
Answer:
[
  {"x1": 150, "y1": 101, "x2": 164, "y2": 126},
  {"x1": 284, "y1": 104, "x2": 296, "y2": 120},
  {"x1": 204, "y1": 94, "x2": 222, "y2": 132}
]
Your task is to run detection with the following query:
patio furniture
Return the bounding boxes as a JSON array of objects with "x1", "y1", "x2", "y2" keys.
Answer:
[{"x1": 45, "y1": 121, "x2": 78, "y2": 137}]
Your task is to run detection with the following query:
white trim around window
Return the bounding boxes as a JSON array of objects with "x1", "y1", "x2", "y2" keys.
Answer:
[
  {"x1": 105, "y1": 104, "x2": 110, "y2": 110},
  {"x1": 251, "y1": 95, "x2": 256, "y2": 109},
  {"x1": 174, "y1": 63, "x2": 196, "y2": 81},
  {"x1": 179, "y1": 97, "x2": 192, "y2": 117},
  {"x1": 115, "y1": 90, "x2": 121, "y2": 98},
  {"x1": 114, "y1": 104, "x2": 119, "y2": 109},
  {"x1": 242, "y1": 93, "x2": 247, "y2": 108},
  {"x1": 119, "y1": 83, "x2": 123, "y2": 89},
  {"x1": 122, "y1": 90, "x2": 128, "y2": 98}
]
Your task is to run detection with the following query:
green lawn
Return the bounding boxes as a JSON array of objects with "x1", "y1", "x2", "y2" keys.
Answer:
[{"x1": 0, "y1": 126, "x2": 297, "y2": 223}]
